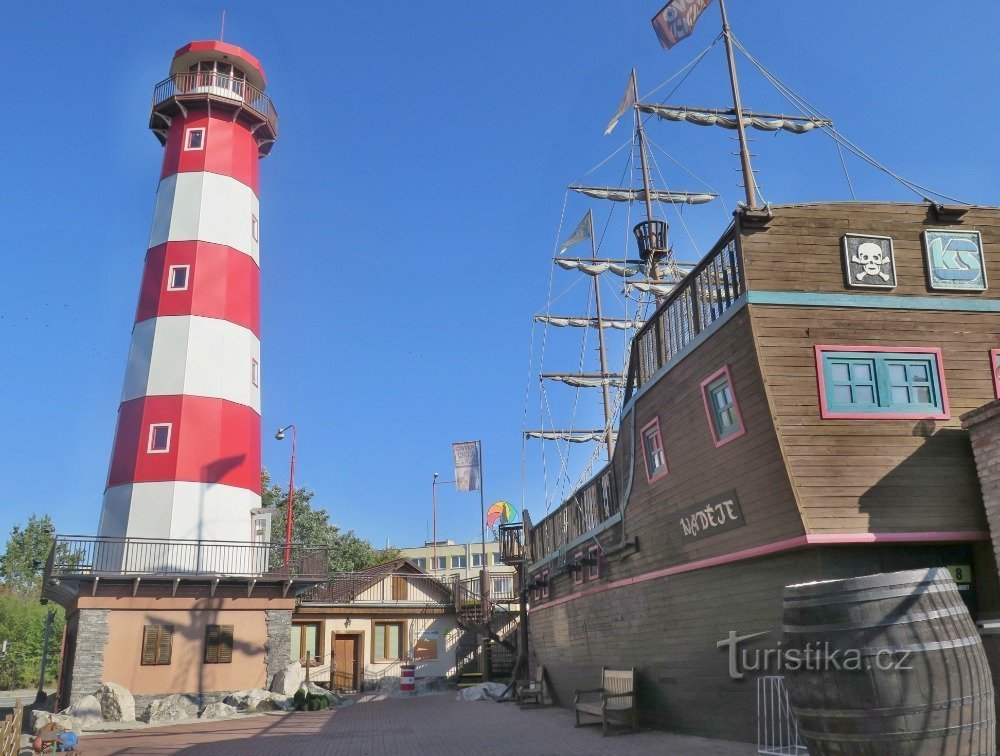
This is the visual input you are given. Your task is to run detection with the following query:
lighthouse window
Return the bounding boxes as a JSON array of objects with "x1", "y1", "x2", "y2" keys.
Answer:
[
  {"x1": 148, "y1": 423, "x2": 172, "y2": 453},
  {"x1": 251, "y1": 214, "x2": 259, "y2": 242},
  {"x1": 184, "y1": 128, "x2": 205, "y2": 151},
  {"x1": 251, "y1": 358, "x2": 259, "y2": 387},
  {"x1": 640, "y1": 417, "x2": 668, "y2": 483},
  {"x1": 817, "y1": 347, "x2": 947, "y2": 418},
  {"x1": 700, "y1": 366, "x2": 745, "y2": 447},
  {"x1": 167, "y1": 265, "x2": 190, "y2": 291}
]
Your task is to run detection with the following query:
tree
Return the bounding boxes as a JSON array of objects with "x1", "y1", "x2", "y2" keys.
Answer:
[
  {"x1": 261, "y1": 470, "x2": 400, "y2": 572},
  {"x1": 0, "y1": 514, "x2": 58, "y2": 599},
  {"x1": 0, "y1": 593, "x2": 63, "y2": 690}
]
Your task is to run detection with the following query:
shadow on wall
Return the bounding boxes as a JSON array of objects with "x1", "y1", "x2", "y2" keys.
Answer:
[{"x1": 858, "y1": 425, "x2": 984, "y2": 532}]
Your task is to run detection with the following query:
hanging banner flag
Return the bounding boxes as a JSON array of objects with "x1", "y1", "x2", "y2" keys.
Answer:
[
  {"x1": 559, "y1": 212, "x2": 593, "y2": 254},
  {"x1": 604, "y1": 75, "x2": 636, "y2": 135},
  {"x1": 452, "y1": 441, "x2": 481, "y2": 492},
  {"x1": 651, "y1": 0, "x2": 714, "y2": 50}
]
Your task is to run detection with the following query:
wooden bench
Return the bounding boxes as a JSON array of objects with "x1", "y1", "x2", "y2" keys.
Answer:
[
  {"x1": 516, "y1": 665, "x2": 549, "y2": 707},
  {"x1": 574, "y1": 667, "x2": 637, "y2": 736}
]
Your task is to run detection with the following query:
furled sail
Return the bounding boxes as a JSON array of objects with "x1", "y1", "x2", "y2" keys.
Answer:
[
  {"x1": 637, "y1": 104, "x2": 831, "y2": 134},
  {"x1": 534, "y1": 315, "x2": 645, "y2": 330},
  {"x1": 524, "y1": 430, "x2": 617, "y2": 443},
  {"x1": 541, "y1": 373, "x2": 622, "y2": 388},
  {"x1": 569, "y1": 185, "x2": 716, "y2": 204},
  {"x1": 554, "y1": 259, "x2": 641, "y2": 278},
  {"x1": 625, "y1": 280, "x2": 677, "y2": 297}
]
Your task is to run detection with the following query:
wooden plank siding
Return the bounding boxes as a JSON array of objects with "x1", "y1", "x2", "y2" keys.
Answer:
[
  {"x1": 740, "y1": 203, "x2": 1000, "y2": 535},
  {"x1": 613, "y1": 307, "x2": 804, "y2": 577},
  {"x1": 739, "y1": 203, "x2": 1000, "y2": 298}
]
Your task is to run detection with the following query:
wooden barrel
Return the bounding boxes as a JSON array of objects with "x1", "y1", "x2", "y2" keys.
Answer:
[
  {"x1": 400, "y1": 663, "x2": 416, "y2": 694},
  {"x1": 782, "y1": 568, "x2": 994, "y2": 755}
]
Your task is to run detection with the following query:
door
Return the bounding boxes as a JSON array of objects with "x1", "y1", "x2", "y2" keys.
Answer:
[{"x1": 331, "y1": 634, "x2": 360, "y2": 693}]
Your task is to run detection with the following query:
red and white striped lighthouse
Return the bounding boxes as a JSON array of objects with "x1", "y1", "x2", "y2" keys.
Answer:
[{"x1": 98, "y1": 41, "x2": 278, "y2": 544}]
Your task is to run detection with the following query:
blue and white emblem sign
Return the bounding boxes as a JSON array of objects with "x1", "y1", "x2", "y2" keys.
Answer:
[{"x1": 923, "y1": 229, "x2": 987, "y2": 291}]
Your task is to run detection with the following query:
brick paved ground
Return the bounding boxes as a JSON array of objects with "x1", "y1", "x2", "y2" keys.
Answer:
[{"x1": 79, "y1": 692, "x2": 756, "y2": 755}]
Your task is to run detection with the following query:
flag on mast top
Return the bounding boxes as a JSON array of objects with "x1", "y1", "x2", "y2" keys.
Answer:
[
  {"x1": 651, "y1": 0, "x2": 714, "y2": 50},
  {"x1": 559, "y1": 212, "x2": 594, "y2": 254}
]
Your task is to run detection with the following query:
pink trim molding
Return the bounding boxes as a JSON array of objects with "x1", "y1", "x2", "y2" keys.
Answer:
[
  {"x1": 529, "y1": 530, "x2": 989, "y2": 613},
  {"x1": 814, "y1": 345, "x2": 951, "y2": 420},
  {"x1": 991, "y1": 349, "x2": 1000, "y2": 400},
  {"x1": 639, "y1": 416, "x2": 669, "y2": 483},
  {"x1": 700, "y1": 364, "x2": 746, "y2": 447}
]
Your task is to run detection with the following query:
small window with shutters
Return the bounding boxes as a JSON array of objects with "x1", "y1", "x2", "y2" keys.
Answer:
[
  {"x1": 140, "y1": 625, "x2": 173, "y2": 666},
  {"x1": 204, "y1": 624, "x2": 234, "y2": 664}
]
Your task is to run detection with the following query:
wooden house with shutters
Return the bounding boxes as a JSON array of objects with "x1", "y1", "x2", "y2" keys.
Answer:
[
  {"x1": 293, "y1": 559, "x2": 467, "y2": 692},
  {"x1": 519, "y1": 202, "x2": 1000, "y2": 742}
]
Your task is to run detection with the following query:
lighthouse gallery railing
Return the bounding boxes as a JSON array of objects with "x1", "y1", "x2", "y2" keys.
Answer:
[
  {"x1": 48, "y1": 535, "x2": 327, "y2": 579},
  {"x1": 152, "y1": 72, "x2": 279, "y2": 138}
]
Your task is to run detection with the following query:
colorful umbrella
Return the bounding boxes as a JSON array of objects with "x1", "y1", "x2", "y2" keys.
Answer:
[{"x1": 486, "y1": 501, "x2": 515, "y2": 530}]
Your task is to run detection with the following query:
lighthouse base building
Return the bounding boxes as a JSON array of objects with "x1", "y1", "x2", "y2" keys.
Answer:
[{"x1": 43, "y1": 40, "x2": 327, "y2": 709}]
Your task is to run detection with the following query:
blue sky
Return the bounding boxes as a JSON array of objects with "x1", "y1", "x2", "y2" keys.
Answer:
[{"x1": 1, "y1": 2, "x2": 997, "y2": 551}]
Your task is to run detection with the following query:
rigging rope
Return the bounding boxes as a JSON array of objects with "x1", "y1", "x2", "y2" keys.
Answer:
[{"x1": 731, "y1": 34, "x2": 969, "y2": 205}]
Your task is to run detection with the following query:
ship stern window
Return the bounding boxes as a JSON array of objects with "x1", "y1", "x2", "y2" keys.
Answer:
[
  {"x1": 817, "y1": 347, "x2": 949, "y2": 419},
  {"x1": 701, "y1": 366, "x2": 745, "y2": 447},
  {"x1": 640, "y1": 417, "x2": 668, "y2": 483}
]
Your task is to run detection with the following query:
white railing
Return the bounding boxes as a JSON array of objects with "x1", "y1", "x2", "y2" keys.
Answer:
[{"x1": 757, "y1": 676, "x2": 807, "y2": 755}]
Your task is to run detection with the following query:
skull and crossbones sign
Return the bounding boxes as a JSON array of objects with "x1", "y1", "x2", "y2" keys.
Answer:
[{"x1": 851, "y1": 241, "x2": 890, "y2": 282}]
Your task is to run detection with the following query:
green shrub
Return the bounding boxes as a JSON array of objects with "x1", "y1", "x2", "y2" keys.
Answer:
[{"x1": 293, "y1": 688, "x2": 306, "y2": 703}]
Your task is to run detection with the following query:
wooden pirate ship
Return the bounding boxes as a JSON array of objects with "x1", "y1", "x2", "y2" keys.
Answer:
[{"x1": 504, "y1": 0, "x2": 1000, "y2": 743}]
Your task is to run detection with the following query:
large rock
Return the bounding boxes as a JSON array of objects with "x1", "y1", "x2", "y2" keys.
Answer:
[
  {"x1": 224, "y1": 688, "x2": 285, "y2": 713},
  {"x1": 455, "y1": 682, "x2": 510, "y2": 701},
  {"x1": 65, "y1": 694, "x2": 104, "y2": 727},
  {"x1": 140, "y1": 694, "x2": 198, "y2": 724},
  {"x1": 299, "y1": 682, "x2": 344, "y2": 706},
  {"x1": 30, "y1": 711, "x2": 77, "y2": 735},
  {"x1": 95, "y1": 682, "x2": 136, "y2": 722},
  {"x1": 198, "y1": 702, "x2": 239, "y2": 719},
  {"x1": 270, "y1": 662, "x2": 306, "y2": 696}
]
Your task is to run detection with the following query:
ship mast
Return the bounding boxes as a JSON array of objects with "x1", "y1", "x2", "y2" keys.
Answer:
[
  {"x1": 719, "y1": 0, "x2": 758, "y2": 209},
  {"x1": 587, "y1": 208, "x2": 615, "y2": 460},
  {"x1": 631, "y1": 68, "x2": 667, "y2": 290}
]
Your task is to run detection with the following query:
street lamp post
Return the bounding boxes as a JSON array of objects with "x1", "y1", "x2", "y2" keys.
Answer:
[
  {"x1": 431, "y1": 474, "x2": 454, "y2": 574},
  {"x1": 275, "y1": 424, "x2": 297, "y2": 568}
]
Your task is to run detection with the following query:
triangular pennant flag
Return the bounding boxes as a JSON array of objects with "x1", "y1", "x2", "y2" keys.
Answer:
[
  {"x1": 559, "y1": 213, "x2": 593, "y2": 254},
  {"x1": 604, "y1": 76, "x2": 636, "y2": 135}
]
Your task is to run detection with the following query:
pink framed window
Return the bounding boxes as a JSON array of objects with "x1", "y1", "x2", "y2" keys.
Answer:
[
  {"x1": 147, "y1": 423, "x2": 172, "y2": 453},
  {"x1": 814, "y1": 345, "x2": 950, "y2": 420},
  {"x1": 572, "y1": 551, "x2": 584, "y2": 585},
  {"x1": 640, "y1": 417, "x2": 668, "y2": 483},
  {"x1": 585, "y1": 545, "x2": 601, "y2": 581},
  {"x1": 991, "y1": 349, "x2": 1000, "y2": 399},
  {"x1": 167, "y1": 265, "x2": 190, "y2": 292},
  {"x1": 540, "y1": 571, "x2": 550, "y2": 600},
  {"x1": 700, "y1": 365, "x2": 746, "y2": 447},
  {"x1": 184, "y1": 127, "x2": 205, "y2": 151}
]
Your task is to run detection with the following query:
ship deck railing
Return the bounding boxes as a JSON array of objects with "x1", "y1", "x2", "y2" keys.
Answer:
[{"x1": 625, "y1": 227, "x2": 743, "y2": 403}]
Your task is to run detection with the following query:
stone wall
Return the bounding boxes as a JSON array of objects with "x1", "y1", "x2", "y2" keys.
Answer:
[
  {"x1": 69, "y1": 609, "x2": 109, "y2": 705},
  {"x1": 264, "y1": 609, "x2": 291, "y2": 687}
]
